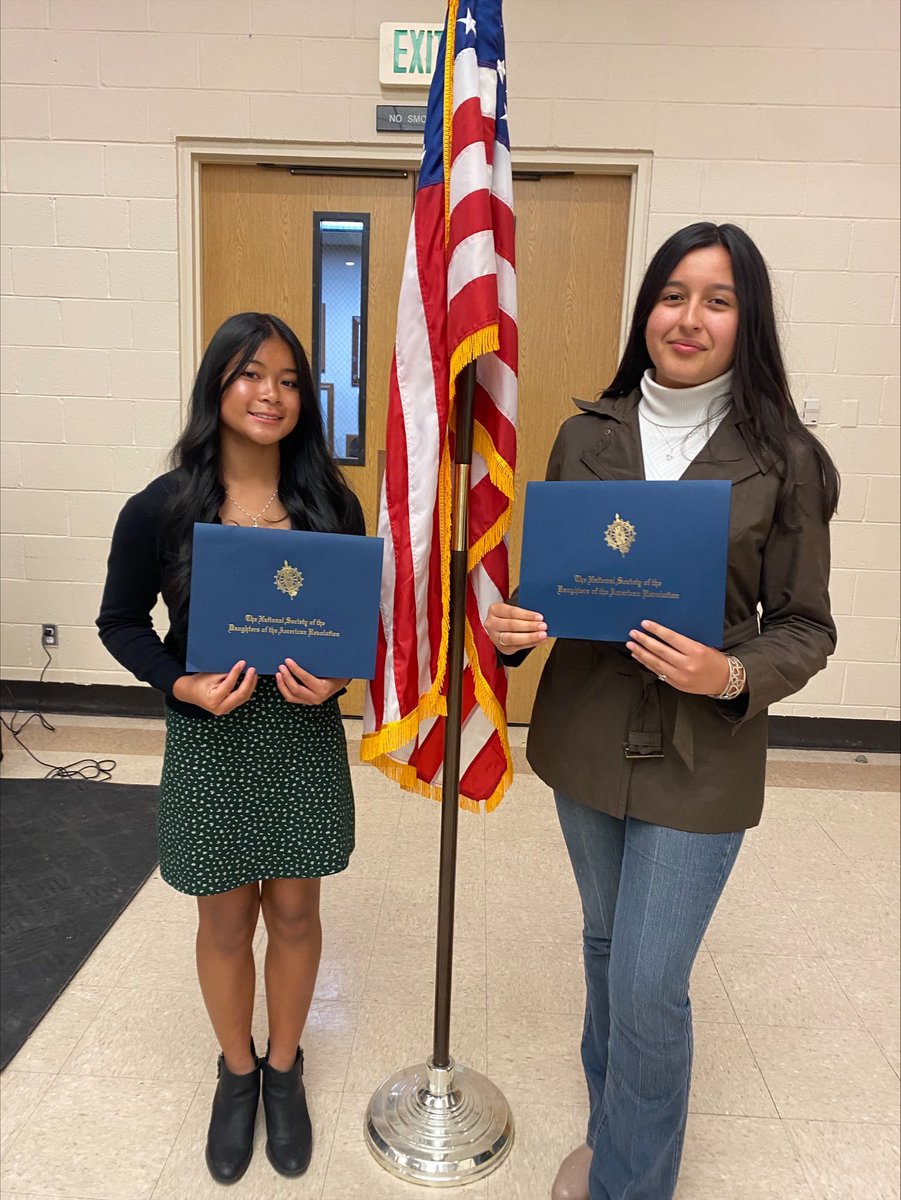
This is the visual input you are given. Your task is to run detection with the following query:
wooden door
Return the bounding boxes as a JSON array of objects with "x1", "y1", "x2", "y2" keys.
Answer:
[
  {"x1": 200, "y1": 163, "x2": 413, "y2": 715},
  {"x1": 200, "y1": 164, "x2": 631, "y2": 723},
  {"x1": 506, "y1": 172, "x2": 631, "y2": 723}
]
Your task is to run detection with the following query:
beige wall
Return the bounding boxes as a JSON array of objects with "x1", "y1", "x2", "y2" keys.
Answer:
[{"x1": 1, "y1": 0, "x2": 899, "y2": 721}]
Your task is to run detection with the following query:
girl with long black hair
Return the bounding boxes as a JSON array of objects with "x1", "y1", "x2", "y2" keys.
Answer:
[
  {"x1": 98, "y1": 312, "x2": 364, "y2": 1184},
  {"x1": 483, "y1": 224, "x2": 839, "y2": 1200}
]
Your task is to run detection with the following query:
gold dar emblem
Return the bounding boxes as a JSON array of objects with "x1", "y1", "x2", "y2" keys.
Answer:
[
  {"x1": 604, "y1": 513, "x2": 637, "y2": 557},
  {"x1": 274, "y1": 560, "x2": 304, "y2": 599}
]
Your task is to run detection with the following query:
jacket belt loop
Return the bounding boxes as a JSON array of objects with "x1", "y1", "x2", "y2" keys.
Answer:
[{"x1": 624, "y1": 673, "x2": 665, "y2": 759}]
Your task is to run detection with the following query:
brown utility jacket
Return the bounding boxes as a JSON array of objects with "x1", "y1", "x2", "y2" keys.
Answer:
[{"x1": 518, "y1": 390, "x2": 836, "y2": 834}]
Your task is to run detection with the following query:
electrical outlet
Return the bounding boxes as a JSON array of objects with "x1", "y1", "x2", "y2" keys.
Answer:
[{"x1": 41, "y1": 623, "x2": 59, "y2": 648}]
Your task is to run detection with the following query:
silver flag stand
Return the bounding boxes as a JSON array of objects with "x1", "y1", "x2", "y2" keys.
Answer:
[{"x1": 365, "y1": 363, "x2": 515, "y2": 1185}]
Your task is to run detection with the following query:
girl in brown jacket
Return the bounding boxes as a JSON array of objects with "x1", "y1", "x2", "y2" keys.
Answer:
[{"x1": 484, "y1": 223, "x2": 839, "y2": 1200}]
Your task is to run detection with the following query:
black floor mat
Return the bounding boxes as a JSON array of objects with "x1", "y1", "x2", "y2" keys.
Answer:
[{"x1": 0, "y1": 778, "x2": 159, "y2": 1070}]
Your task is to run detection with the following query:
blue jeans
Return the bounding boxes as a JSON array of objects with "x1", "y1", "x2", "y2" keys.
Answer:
[{"x1": 554, "y1": 791, "x2": 744, "y2": 1200}]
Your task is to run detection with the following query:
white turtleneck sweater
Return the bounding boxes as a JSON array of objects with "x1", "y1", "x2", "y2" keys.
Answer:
[{"x1": 638, "y1": 369, "x2": 733, "y2": 481}]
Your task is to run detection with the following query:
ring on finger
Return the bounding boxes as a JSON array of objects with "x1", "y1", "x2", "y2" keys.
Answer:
[{"x1": 498, "y1": 632, "x2": 508, "y2": 648}]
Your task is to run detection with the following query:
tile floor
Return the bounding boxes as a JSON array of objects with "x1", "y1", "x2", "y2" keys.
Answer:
[{"x1": 0, "y1": 712, "x2": 898, "y2": 1200}]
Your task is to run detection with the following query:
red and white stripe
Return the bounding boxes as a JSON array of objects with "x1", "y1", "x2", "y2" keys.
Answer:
[{"x1": 362, "y1": 1, "x2": 517, "y2": 812}]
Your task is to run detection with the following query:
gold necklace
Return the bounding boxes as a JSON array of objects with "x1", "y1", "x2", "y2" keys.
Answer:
[{"x1": 225, "y1": 489, "x2": 279, "y2": 527}]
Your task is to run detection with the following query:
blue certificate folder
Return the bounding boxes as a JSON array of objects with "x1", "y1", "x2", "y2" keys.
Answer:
[
  {"x1": 519, "y1": 480, "x2": 732, "y2": 647},
  {"x1": 186, "y1": 524, "x2": 384, "y2": 678}
]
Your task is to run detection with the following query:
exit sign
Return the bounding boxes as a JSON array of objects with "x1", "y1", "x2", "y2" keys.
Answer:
[{"x1": 379, "y1": 22, "x2": 445, "y2": 87}]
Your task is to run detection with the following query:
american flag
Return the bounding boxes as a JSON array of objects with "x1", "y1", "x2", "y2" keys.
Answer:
[{"x1": 362, "y1": 0, "x2": 517, "y2": 812}]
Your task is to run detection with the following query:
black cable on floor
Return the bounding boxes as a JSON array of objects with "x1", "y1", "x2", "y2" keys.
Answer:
[{"x1": 1, "y1": 647, "x2": 117, "y2": 782}]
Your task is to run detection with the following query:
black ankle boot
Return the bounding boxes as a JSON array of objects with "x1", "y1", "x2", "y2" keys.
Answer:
[
  {"x1": 261, "y1": 1047, "x2": 312, "y2": 1177},
  {"x1": 205, "y1": 1042, "x2": 261, "y2": 1184}
]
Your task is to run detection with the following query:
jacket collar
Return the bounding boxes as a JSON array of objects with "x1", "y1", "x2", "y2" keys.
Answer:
[{"x1": 574, "y1": 389, "x2": 772, "y2": 484}]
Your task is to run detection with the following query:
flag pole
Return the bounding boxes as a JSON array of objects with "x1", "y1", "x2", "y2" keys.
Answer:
[
  {"x1": 365, "y1": 360, "x2": 514, "y2": 1185},
  {"x1": 432, "y1": 357, "x2": 476, "y2": 1070}
]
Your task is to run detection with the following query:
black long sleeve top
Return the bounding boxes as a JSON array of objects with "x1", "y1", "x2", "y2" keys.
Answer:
[{"x1": 96, "y1": 470, "x2": 365, "y2": 719}]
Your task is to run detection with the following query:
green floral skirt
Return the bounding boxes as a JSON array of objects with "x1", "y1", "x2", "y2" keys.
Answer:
[{"x1": 158, "y1": 678, "x2": 354, "y2": 896}]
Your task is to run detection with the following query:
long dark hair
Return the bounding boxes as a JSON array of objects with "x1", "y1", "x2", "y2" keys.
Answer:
[
  {"x1": 162, "y1": 311, "x2": 354, "y2": 626},
  {"x1": 605, "y1": 222, "x2": 839, "y2": 521}
]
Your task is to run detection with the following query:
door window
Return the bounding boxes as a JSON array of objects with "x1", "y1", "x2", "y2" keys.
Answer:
[{"x1": 312, "y1": 214, "x2": 370, "y2": 465}]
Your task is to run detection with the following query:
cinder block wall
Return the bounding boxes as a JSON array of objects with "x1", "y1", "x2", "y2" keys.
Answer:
[{"x1": 1, "y1": 0, "x2": 899, "y2": 721}]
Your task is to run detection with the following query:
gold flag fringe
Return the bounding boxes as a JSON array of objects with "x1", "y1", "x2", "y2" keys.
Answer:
[
  {"x1": 449, "y1": 325, "x2": 500, "y2": 403},
  {"x1": 360, "y1": 687, "x2": 447, "y2": 763},
  {"x1": 464, "y1": 617, "x2": 514, "y2": 810},
  {"x1": 473, "y1": 420, "x2": 515, "y2": 497},
  {"x1": 442, "y1": 0, "x2": 459, "y2": 246},
  {"x1": 469, "y1": 419, "x2": 514, "y2": 570}
]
